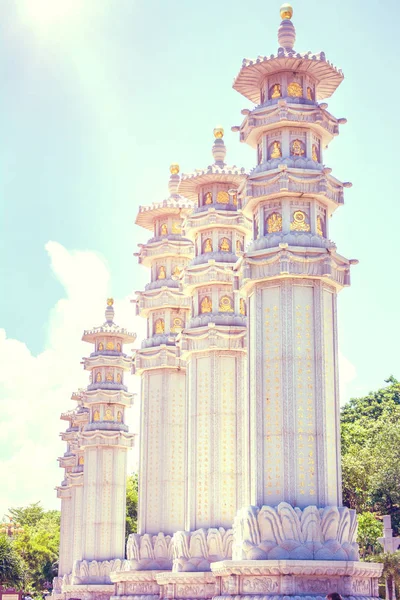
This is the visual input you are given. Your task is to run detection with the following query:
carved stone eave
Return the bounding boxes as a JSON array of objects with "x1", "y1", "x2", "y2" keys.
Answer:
[
  {"x1": 68, "y1": 472, "x2": 84, "y2": 485},
  {"x1": 239, "y1": 245, "x2": 351, "y2": 294},
  {"x1": 238, "y1": 101, "x2": 340, "y2": 148},
  {"x1": 82, "y1": 327, "x2": 136, "y2": 345},
  {"x1": 80, "y1": 389, "x2": 135, "y2": 408},
  {"x1": 84, "y1": 355, "x2": 132, "y2": 370},
  {"x1": 179, "y1": 323, "x2": 247, "y2": 356},
  {"x1": 181, "y1": 261, "x2": 235, "y2": 292},
  {"x1": 60, "y1": 429, "x2": 79, "y2": 442},
  {"x1": 233, "y1": 52, "x2": 343, "y2": 104},
  {"x1": 58, "y1": 455, "x2": 76, "y2": 468},
  {"x1": 137, "y1": 238, "x2": 193, "y2": 266},
  {"x1": 242, "y1": 166, "x2": 347, "y2": 217},
  {"x1": 179, "y1": 168, "x2": 246, "y2": 202},
  {"x1": 79, "y1": 430, "x2": 135, "y2": 449},
  {"x1": 135, "y1": 197, "x2": 194, "y2": 231},
  {"x1": 134, "y1": 344, "x2": 184, "y2": 373},
  {"x1": 56, "y1": 486, "x2": 72, "y2": 499},
  {"x1": 136, "y1": 287, "x2": 191, "y2": 317},
  {"x1": 184, "y1": 208, "x2": 251, "y2": 237}
]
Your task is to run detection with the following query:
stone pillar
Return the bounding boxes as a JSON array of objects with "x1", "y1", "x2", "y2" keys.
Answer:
[{"x1": 57, "y1": 486, "x2": 73, "y2": 576}]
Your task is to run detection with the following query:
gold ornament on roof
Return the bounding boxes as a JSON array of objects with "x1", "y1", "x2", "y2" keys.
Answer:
[
  {"x1": 267, "y1": 212, "x2": 283, "y2": 233},
  {"x1": 220, "y1": 237, "x2": 230, "y2": 252},
  {"x1": 170, "y1": 163, "x2": 180, "y2": 175},
  {"x1": 219, "y1": 295, "x2": 234, "y2": 313},
  {"x1": 213, "y1": 126, "x2": 224, "y2": 138},
  {"x1": 280, "y1": 3, "x2": 293, "y2": 19},
  {"x1": 200, "y1": 296, "x2": 212, "y2": 314},
  {"x1": 270, "y1": 83, "x2": 281, "y2": 99},
  {"x1": 288, "y1": 82, "x2": 302, "y2": 97},
  {"x1": 290, "y1": 210, "x2": 311, "y2": 232},
  {"x1": 270, "y1": 141, "x2": 282, "y2": 159},
  {"x1": 107, "y1": 298, "x2": 114, "y2": 307}
]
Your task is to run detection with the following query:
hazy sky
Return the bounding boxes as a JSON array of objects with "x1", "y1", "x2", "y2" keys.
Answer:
[{"x1": 0, "y1": 0, "x2": 398, "y2": 514}]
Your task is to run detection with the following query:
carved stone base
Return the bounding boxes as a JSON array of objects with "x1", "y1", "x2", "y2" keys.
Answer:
[
  {"x1": 211, "y1": 560, "x2": 383, "y2": 600},
  {"x1": 156, "y1": 571, "x2": 217, "y2": 600},
  {"x1": 62, "y1": 583, "x2": 115, "y2": 600},
  {"x1": 110, "y1": 569, "x2": 166, "y2": 600}
]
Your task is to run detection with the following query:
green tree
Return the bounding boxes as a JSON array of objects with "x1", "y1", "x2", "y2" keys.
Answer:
[
  {"x1": 374, "y1": 552, "x2": 400, "y2": 600},
  {"x1": 0, "y1": 535, "x2": 24, "y2": 588},
  {"x1": 126, "y1": 473, "x2": 138, "y2": 541},
  {"x1": 357, "y1": 512, "x2": 383, "y2": 558}
]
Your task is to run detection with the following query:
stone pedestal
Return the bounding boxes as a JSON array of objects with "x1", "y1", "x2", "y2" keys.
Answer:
[
  {"x1": 110, "y1": 569, "x2": 166, "y2": 600},
  {"x1": 156, "y1": 572, "x2": 217, "y2": 600},
  {"x1": 211, "y1": 560, "x2": 382, "y2": 600}
]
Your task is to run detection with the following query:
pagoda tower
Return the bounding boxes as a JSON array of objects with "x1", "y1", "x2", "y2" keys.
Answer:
[
  {"x1": 178, "y1": 127, "x2": 251, "y2": 532},
  {"x1": 133, "y1": 166, "x2": 194, "y2": 535},
  {"x1": 55, "y1": 401, "x2": 88, "y2": 592}
]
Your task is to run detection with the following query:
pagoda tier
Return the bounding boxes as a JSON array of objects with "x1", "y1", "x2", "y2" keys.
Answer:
[{"x1": 133, "y1": 166, "x2": 194, "y2": 536}]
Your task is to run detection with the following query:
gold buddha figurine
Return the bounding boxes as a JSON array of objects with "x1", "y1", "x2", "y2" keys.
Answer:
[
  {"x1": 217, "y1": 190, "x2": 229, "y2": 204},
  {"x1": 172, "y1": 221, "x2": 181, "y2": 234},
  {"x1": 117, "y1": 411, "x2": 122, "y2": 423},
  {"x1": 203, "y1": 238, "x2": 213, "y2": 253},
  {"x1": 172, "y1": 265, "x2": 182, "y2": 279},
  {"x1": 317, "y1": 215, "x2": 324, "y2": 237},
  {"x1": 271, "y1": 83, "x2": 281, "y2": 99},
  {"x1": 155, "y1": 318, "x2": 165, "y2": 334},
  {"x1": 171, "y1": 317, "x2": 183, "y2": 333},
  {"x1": 104, "y1": 408, "x2": 113, "y2": 421},
  {"x1": 160, "y1": 223, "x2": 168, "y2": 235},
  {"x1": 106, "y1": 372, "x2": 113, "y2": 382},
  {"x1": 204, "y1": 192, "x2": 213, "y2": 205},
  {"x1": 78, "y1": 456, "x2": 84, "y2": 466},
  {"x1": 219, "y1": 295, "x2": 234, "y2": 312},
  {"x1": 240, "y1": 298, "x2": 246, "y2": 315},
  {"x1": 287, "y1": 81, "x2": 302, "y2": 97},
  {"x1": 117, "y1": 342, "x2": 121, "y2": 352},
  {"x1": 116, "y1": 373, "x2": 122, "y2": 383},
  {"x1": 158, "y1": 265, "x2": 166, "y2": 279},
  {"x1": 270, "y1": 141, "x2": 282, "y2": 159},
  {"x1": 267, "y1": 212, "x2": 283, "y2": 233},
  {"x1": 220, "y1": 237, "x2": 230, "y2": 251},
  {"x1": 93, "y1": 409, "x2": 100, "y2": 421},
  {"x1": 291, "y1": 139, "x2": 305, "y2": 156},
  {"x1": 98, "y1": 342, "x2": 104, "y2": 351},
  {"x1": 236, "y1": 239, "x2": 243, "y2": 252},
  {"x1": 312, "y1": 144, "x2": 319, "y2": 162},
  {"x1": 96, "y1": 372, "x2": 101, "y2": 382},
  {"x1": 200, "y1": 296, "x2": 212, "y2": 313},
  {"x1": 307, "y1": 86, "x2": 313, "y2": 101},
  {"x1": 106, "y1": 340, "x2": 114, "y2": 350}
]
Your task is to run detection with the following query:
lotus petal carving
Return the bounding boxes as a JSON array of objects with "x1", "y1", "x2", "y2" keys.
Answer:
[
  {"x1": 126, "y1": 533, "x2": 173, "y2": 570},
  {"x1": 172, "y1": 527, "x2": 233, "y2": 572},
  {"x1": 233, "y1": 503, "x2": 359, "y2": 561}
]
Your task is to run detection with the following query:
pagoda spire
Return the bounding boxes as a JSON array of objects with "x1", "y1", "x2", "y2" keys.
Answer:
[{"x1": 278, "y1": 3, "x2": 296, "y2": 50}]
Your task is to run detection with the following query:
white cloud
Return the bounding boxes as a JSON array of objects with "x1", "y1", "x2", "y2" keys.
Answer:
[{"x1": 0, "y1": 241, "x2": 141, "y2": 518}]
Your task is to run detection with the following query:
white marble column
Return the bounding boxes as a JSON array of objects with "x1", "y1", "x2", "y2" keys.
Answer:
[
  {"x1": 138, "y1": 367, "x2": 187, "y2": 535},
  {"x1": 81, "y1": 442, "x2": 129, "y2": 561},
  {"x1": 57, "y1": 486, "x2": 73, "y2": 576},
  {"x1": 247, "y1": 277, "x2": 341, "y2": 508}
]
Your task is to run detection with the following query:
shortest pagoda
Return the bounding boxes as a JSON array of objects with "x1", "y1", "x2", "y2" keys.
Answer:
[{"x1": 54, "y1": 299, "x2": 136, "y2": 600}]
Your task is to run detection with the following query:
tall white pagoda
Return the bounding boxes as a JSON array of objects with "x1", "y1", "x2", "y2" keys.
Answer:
[{"x1": 55, "y1": 5, "x2": 383, "y2": 600}]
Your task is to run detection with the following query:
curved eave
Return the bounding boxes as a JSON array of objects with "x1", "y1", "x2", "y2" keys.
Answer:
[
  {"x1": 135, "y1": 198, "x2": 194, "y2": 231},
  {"x1": 233, "y1": 54, "x2": 344, "y2": 103},
  {"x1": 179, "y1": 168, "x2": 246, "y2": 201},
  {"x1": 82, "y1": 329, "x2": 136, "y2": 344}
]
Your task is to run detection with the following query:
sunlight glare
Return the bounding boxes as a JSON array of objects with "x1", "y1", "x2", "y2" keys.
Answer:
[{"x1": 19, "y1": 0, "x2": 82, "y2": 31}]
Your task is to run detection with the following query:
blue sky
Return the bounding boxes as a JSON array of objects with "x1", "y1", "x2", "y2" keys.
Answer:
[{"x1": 0, "y1": 0, "x2": 399, "y2": 512}]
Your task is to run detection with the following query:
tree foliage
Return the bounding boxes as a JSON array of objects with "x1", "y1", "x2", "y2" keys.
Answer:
[
  {"x1": 0, "y1": 535, "x2": 24, "y2": 588},
  {"x1": 126, "y1": 473, "x2": 138, "y2": 540},
  {"x1": 341, "y1": 376, "x2": 400, "y2": 532}
]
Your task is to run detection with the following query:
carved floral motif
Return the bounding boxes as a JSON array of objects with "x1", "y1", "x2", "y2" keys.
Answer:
[{"x1": 172, "y1": 527, "x2": 233, "y2": 572}]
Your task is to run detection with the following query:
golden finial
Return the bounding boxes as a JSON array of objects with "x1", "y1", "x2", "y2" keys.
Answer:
[
  {"x1": 170, "y1": 163, "x2": 180, "y2": 175},
  {"x1": 213, "y1": 126, "x2": 224, "y2": 139},
  {"x1": 107, "y1": 298, "x2": 114, "y2": 307},
  {"x1": 280, "y1": 3, "x2": 293, "y2": 19}
]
